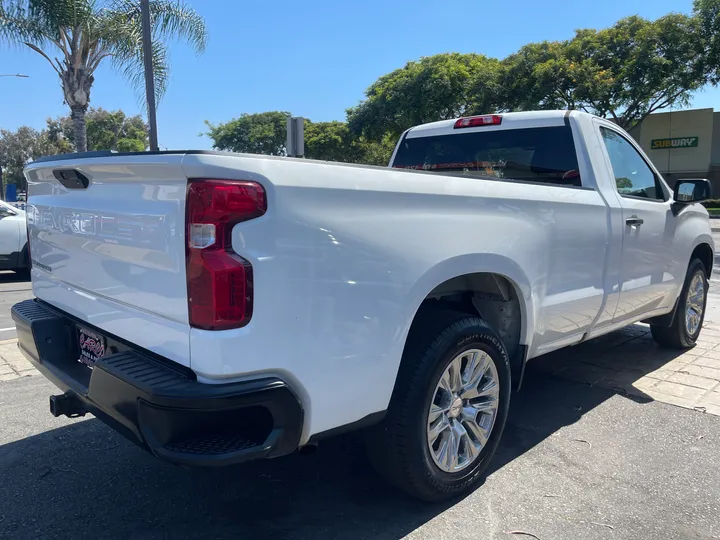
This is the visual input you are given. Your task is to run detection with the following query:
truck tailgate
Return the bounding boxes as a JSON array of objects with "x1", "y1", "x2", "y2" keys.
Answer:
[{"x1": 23, "y1": 154, "x2": 191, "y2": 366}]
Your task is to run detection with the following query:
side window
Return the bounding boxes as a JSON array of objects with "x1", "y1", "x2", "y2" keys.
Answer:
[{"x1": 599, "y1": 127, "x2": 665, "y2": 201}]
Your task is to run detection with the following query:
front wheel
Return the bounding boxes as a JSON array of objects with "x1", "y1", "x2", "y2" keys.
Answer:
[
  {"x1": 651, "y1": 258, "x2": 708, "y2": 349},
  {"x1": 365, "y1": 312, "x2": 511, "y2": 501}
]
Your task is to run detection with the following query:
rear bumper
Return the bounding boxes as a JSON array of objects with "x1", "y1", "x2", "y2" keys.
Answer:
[{"x1": 11, "y1": 299, "x2": 304, "y2": 467}]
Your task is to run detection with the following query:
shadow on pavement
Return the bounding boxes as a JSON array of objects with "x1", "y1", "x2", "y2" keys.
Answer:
[
  {"x1": 0, "y1": 269, "x2": 30, "y2": 285},
  {"x1": 525, "y1": 323, "x2": 700, "y2": 402},
  {"x1": 0, "y1": 367, "x2": 662, "y2": 540}
]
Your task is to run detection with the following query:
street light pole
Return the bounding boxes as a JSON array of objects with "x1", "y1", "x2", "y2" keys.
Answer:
[
  {"x1": 0, "y1": 73, "x2": 29, "y2": 77},
  {"x1": 140, "y1": 0, "x2": 159, "y2": 152}
]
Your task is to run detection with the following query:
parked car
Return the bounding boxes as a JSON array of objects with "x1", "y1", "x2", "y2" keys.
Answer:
[
  {"x1": 12, "y1": 110, "x2": 714, "y2": 501},
  {"x1": 0, "y1": 199, "x2": 28, "y2": 274}
]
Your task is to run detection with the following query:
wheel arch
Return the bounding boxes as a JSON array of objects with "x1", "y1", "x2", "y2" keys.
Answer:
[
  {"x1": 396, "y1": 255, "x2": 535, "y2": 393},
  {"x1": 691, "y1": 241, "x2": 713, "y2": 278}
]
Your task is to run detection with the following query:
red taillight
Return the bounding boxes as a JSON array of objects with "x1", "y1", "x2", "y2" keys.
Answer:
[
  {"x1": 186, "y1": 179, "x2": 267, "y2": 330},
  {"x1": 454, "y1": 115, "x2": 502, "y2": 129}
]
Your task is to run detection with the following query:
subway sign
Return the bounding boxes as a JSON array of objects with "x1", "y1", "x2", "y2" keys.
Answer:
[{"x1": 651, "y1": 137, "x2": 699, "y2": 150}]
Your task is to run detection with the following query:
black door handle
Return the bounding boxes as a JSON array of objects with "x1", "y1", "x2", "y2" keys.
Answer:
[{"x1": 626, "y1": 216, "x2": 644, "y2": 226}]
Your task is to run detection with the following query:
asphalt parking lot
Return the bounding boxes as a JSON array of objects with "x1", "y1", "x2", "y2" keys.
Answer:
[
  {"x1": 1, "y1": 368, "x2": 719, "y2": 540},
  {"x1": 0, "y1": 271, "x2": 32, "y2": 341},
  {"x1": 1, "y1": 235, "x2": 720, "y2": 539}
]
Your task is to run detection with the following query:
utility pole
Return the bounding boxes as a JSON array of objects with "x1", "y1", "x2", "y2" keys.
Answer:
[
  {"x1": 286, "y1": 117, "x2": 305, "y2": 158},
  {"x1": 140, "y1": 0, "x2": 159, "y2": 152}
]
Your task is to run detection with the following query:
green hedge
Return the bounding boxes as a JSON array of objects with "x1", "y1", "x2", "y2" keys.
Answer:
[{"x1": 701, "y1": 199, "x2": 720, "y2": 209}]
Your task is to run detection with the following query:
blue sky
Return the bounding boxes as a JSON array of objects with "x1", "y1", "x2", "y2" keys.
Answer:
[{"x1": 1, "y1": 0, "x2": 717, "y2": 150}]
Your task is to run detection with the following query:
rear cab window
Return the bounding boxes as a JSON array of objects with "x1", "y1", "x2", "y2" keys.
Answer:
[{"x1": 391, "y1": 125, "x2": 583, "y2": 187}]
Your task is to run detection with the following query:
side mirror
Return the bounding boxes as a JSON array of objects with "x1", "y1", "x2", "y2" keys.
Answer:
[{"x1": 674, "y1": 179, "x2": 712, "y2": 204}]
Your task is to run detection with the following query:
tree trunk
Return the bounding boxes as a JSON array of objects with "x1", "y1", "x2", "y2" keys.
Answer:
[
  {"x1": 71, "y1": 107, "x2": 88, "y2": 153},
  {"x1": 61, "y1": 64, "x2": 93, "y2": 153}
]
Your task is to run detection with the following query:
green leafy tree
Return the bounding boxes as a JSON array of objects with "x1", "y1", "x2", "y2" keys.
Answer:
[
  {"x1": 116, "y1": 137, "x2": 145, "y2": 152},
  {"x1": 695, "y1": 0, "x2": 720, "y2": 83},
  {"x1": 353, "y1": 134, "x2": 396, "y2": 166},
  {"x1": 502, "y1": 14, "x2": 709, "y2": 129},
  {"x1": 0, "y1": 125, "x2": 70, "y2": 194},
  {"x1": 206, "y1": 113, "x2": 397, "y2": 166},
  {"x1": 304, "y1": 120, "x2": 355, "y2": 162},
  {"x1": 347, "y1": 53, "x2": 502, "y2": 141},
  {"x1": 0, "y1": 0, "x2": 207, "y2": 152},
  {"x1": 205, "y1": 111, "x2": 290, "y2": 156},
  {"x1": 47, "y1": 107, "x2": 148, "y2": 151},
  {"x1": 499, "y1": 41, "x2": 579, "y2": 111},
  {"x1": 86, "y1": 108, "x2": 147, "y2": 150},
  {"x1": 305, "y1": 121, "x2": 395, "y2": 165}
]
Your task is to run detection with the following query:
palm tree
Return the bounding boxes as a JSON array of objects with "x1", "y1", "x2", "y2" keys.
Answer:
[{"x1": 0, "y1": 0, "x2": 206, "y2": 152}]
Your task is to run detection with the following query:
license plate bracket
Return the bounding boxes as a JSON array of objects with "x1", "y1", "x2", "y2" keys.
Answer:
[{"x1": 77, "y1": 326, "x2": 106, "y2": 368}]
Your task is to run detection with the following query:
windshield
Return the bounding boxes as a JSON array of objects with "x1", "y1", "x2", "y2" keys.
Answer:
[{"x1": 392, "y1": 126, "x2": 582, "y2": 187}]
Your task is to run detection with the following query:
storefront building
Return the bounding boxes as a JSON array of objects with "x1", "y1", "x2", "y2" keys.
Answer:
[{"x1": 629, "y1": 108, "x2": 720, "y2": 195}]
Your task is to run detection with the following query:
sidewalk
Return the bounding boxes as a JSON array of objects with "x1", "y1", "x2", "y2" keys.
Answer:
[
  {"x1": 529, "y1": 321, "x2": 720, "y2": 416},
  {"x1": 0, "y1": 339, "x2": 39, "y2": 381}
]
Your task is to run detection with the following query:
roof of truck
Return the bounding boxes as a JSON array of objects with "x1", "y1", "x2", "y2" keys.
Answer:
[
  {"x1": 32, "y1": 111, "x2": 594, "y2": 165},
  {"x1": 405, "y1": 110, "x2": 589, "y2": 139}
]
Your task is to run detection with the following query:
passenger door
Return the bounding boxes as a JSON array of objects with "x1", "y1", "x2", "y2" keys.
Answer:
[{"x1": 597, "y1": 125, "x2": 679, "y2": 322}]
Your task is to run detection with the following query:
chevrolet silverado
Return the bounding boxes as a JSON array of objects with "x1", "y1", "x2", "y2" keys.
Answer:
[{"x1": 12, "y1": 110, "x2": 714, "y2": 500}]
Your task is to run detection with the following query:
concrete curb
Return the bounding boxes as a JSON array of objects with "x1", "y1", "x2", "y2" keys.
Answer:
[{"x1": 0, "y1": 338, "x2": 18, "y2": 345}]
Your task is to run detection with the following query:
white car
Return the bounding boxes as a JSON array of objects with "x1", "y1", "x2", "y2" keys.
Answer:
[
  {"x1": 0, "y1": 199, "x2": 28, "y2": 274},
  {"x1": 13, "y1": 110, "x2": 714, "y2": 501}
]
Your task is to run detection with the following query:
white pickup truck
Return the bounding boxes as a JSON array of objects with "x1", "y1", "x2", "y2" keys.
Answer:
[{"x1": 12, "y1": 110, "x2": 714, "y2": 501}]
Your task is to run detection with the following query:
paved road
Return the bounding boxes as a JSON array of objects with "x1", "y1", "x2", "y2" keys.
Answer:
[
  {"x1": 0, "y1": 271, "x2": 31, "y2": 341},
  {"x1": 1, "y1": 370, "x2": 719, "y2": 540}
]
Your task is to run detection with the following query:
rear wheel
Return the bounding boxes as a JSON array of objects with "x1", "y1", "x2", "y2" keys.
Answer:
[
  {"x1": 651, "y1": 258, "x2": 708, "y2": 349},
  {"x1": 365, "y1": 311, "x2": 511, "y2": 501}
]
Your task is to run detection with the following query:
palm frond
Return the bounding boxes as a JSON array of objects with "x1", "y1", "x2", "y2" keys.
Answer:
[
  {"x1": 0, "y1": 0, "x2": 94, "y2": 45},
  {"x1": 117, "y1": 38, "x2": 169, "y2": 106},
  {"x1": 148, "y1": 0, "x2": 206, "y2": 54},
  {"x1": 102, "y1": 0, "x2": 206, "y2": 106},
  {"x1": 24, "y1": 40, "x2": 61, "y2": 73},
  {"x1": 0, "y1": 1, "x2": 50, "y2": 45},
  {"x1": 29, "y1": 0, "x2": 94, "y2": 30},
  {"x1": 2, "y1": 0, "x2": 205, "y2": 114},
  {"x1": 107, "y1": 0, "x2": 206, "y2": 53},
  {"x1": 150, "y1": 40, "x2": 170, "y2": 101}
]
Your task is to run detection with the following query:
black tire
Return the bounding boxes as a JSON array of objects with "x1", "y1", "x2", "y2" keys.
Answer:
[
  {"x1": 13, "y1": 268, "x2": 30, "y2": 280},
  {"x1": 365, "y1": 309, "x2": 512, "y2": 501},
  {"x1": 651, "y1": 258, "x2": 708, "y2": 349}
]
